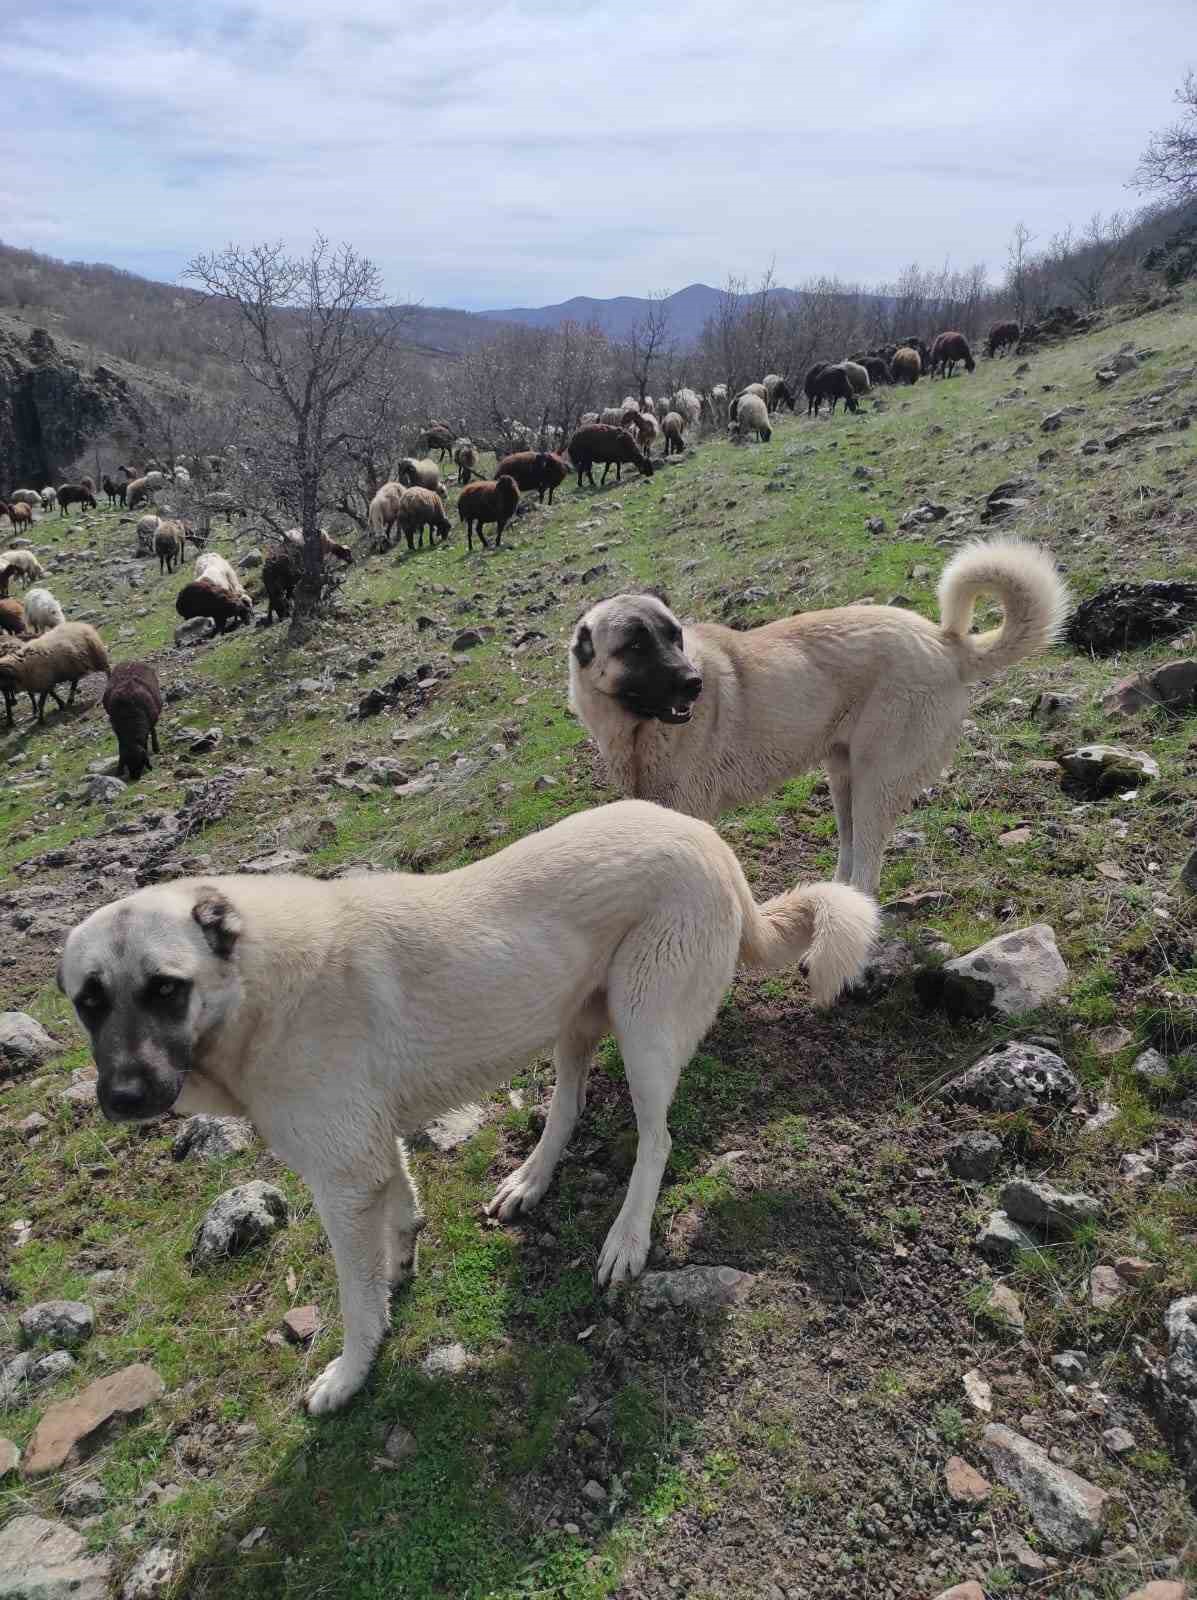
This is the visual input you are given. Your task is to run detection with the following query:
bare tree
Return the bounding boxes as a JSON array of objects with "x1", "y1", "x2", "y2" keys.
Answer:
[
  {"x1": 1047, "y1": 211, "x2": 1133, "y2": 309},
  {"x1": 1133, "y1": 71, "x2": 1197, "y2": 202},
  {"x1": 620, "y1": 291, "x2": 673, "y2": 408},
  {"x1": 1005, "y1": 222, "x2": 1036, "y2": 326},
  {"x1": 185, "y1": 236, "x2": 409, "y2": 630}
]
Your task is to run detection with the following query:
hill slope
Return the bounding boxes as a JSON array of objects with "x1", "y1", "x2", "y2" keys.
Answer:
[
  {"x1": 2, "y1": 293, "x2": 1197, "y2": 1598},
  {"x1": 481, "y1": 281, "x2": 802, "y2": 343}
]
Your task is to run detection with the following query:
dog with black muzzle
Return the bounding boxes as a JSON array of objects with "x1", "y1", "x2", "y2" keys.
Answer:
[
  {"x1": 59, "y1": 806, "x2": 877, "y2": 1417},
  {"x1": 570, "y1": 539, "x2": 1071, "y2": 897}
]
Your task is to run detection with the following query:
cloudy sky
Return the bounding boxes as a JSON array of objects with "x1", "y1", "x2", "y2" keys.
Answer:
[{"x1": 1, "y1": 0, "x2": 1189, "y2": 310}]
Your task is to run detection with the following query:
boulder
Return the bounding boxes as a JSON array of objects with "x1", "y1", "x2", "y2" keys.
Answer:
[
  {"x1": 945, "y1": 1041, "x2": 1081, "y2": 1111},
  {"x1": 922, "y1": 925, "x2": 1068, "y2": 1019},
  {"x1": 638, "y1": 1266, "x2": 756, "y2": 1311},
  {"x1": 192, "y1": 1181, "x2": 288, "y2": 1265},
  {"x1": 172, "y1": 1115, "x2": 256, "y2": 1161},
  {"x1": 982, "y1": 1423, "x2": 1109, "y2": 1551},
  {"x1": 83, "y1": 774, "x2": 126, "y2": 806},
  {"x1": 1103, "y1": 660, "x2": 1197, "y2": 716},
  {"x1": 21, "y1": 1363, "x2": 165, "y2": 1477},
  {"x1": 1040, "y1": 406, "x2": 1085, "y2": 432},
  {"x1": 1067, "y1": 580, "x2": 1197, "y2": 655},
  {"x1": 999, "y1": 1178, "x2": 1101, "y2": 1232},
  {"x1": 976, "y1": 1210, "x2": 1037, "y2": 1263},
  {"x1": 946, "y1": 1131, "x2": 1003, "y2": 1181},
  {"x1": 0, "y1": 1349, "x2": 76, "y2": 1411},
  {"x1": 174, "y1": 615, "x2": 215, "y2": 647},
  {"x1": 1057, "y1": 744, "x2": 1159, "y2": 793},
  {"x1": 0, "y1": 1011, "x2": 57, "y2": 1072},
  {"x1": 1105, "y1": 422, "x2": 1167, "y2": 449},
  {"x1": 18, "y1": 1300, "x2": 95, "y2": 1350},
  {"x1": 0, "y1": 1515, "x2": 113, "y2": 1599}
]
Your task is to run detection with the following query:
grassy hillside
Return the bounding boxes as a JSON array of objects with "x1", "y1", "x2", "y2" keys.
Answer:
[{"x1": 2, "y1": 293, "x2": 1197, "y2": 1599}]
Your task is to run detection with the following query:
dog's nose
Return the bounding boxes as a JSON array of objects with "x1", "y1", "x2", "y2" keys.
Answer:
[
  {"x1": 682, "y1": 673, "x2": 703, "y2": 701},
  {"x1": 104, "y1": 1075, "x2": 151, "y2": 1118}
]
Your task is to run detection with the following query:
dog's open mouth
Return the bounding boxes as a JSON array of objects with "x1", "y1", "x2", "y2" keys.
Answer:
[
  {"x1": 657, "y1": 703, "x2": 694, "y2": 724},
  {"x1": 621, "y1": 695, "x2": 695, "y2": 725}
]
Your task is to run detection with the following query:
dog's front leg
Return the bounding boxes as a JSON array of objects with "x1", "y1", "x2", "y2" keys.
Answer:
[{"x1": 304, "y1": 1179, "x2": 393, "y2": 1416}]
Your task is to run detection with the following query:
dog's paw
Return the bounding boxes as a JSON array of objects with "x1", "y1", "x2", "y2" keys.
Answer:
[
  {"x1": 595, "y1": 1223, "x2": 649, "y2": 1286},
  {"x1": 304, "y1": 1356, "x2": 364, "y2": 1416},
  {"x1": 485, "y1": 1160, "x2": 551, "y2": 1221}
]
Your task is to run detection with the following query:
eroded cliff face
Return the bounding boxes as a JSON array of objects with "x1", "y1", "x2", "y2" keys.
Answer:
[{"x1": 0, "y1": 319, "x2": 157, "y2": 489}]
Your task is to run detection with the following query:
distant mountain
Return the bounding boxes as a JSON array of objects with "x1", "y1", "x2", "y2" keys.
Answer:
[{"x1": 481, "y1": 283, "x2": 801, "y2": 345}]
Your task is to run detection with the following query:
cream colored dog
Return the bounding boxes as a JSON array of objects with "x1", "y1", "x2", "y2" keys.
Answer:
[
  {"x1": 570, "y1": 538, "x2": 1069, "y2": 896},
  {"x1": 60, "y1": 800, "x2": 877, "y2": 1416}
]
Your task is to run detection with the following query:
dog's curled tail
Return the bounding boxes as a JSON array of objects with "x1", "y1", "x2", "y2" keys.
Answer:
[
  {"x1": 937, "y1": 537, "x2": 1071, "y2": 682},
  {"x1": 738, "y1": 880, "x2": 879, "y2": 1005}
]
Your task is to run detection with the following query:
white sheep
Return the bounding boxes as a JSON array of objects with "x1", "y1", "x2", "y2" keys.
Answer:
[
  {"x1": 23, "y1": 586, "x2": 65, "y2": 634},
  {"x1": 8, "y1": 489, "x2": 42, "y2": 507},
  {"x1": 729, "y1": 392, "x2": 772, "y2": 443},
  {"x1": 836, "y1": 359, "x2": 871, "y2": 394},
  {"x1": 40, "y1": 487, "x2": 57, "y2": 510},
  {"x1": 672, "y1": 388, "x2": 702, "y2": 427},
  {"x1": 195, "y1": 551, "x2": 251, "y2": 607},
  {"x1": 0, "y1": 549, "x2": 46, "y2": 586},
  {"x1": 136, "y1": 514, "x2": 161, "y2": 555}
]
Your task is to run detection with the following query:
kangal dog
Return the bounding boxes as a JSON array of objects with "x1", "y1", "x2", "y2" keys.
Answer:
[
  {"x1": 60, "y1": 800, "x2": 876, "y2": 1415},
  {"x1": 570, "y1": 538, "x2": 1069, "y2": 896}
]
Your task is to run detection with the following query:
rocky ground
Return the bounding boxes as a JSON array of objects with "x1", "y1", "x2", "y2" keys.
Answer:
[{"x1": 2, "y1": 292, "x2": 1197, "y2": 1598}]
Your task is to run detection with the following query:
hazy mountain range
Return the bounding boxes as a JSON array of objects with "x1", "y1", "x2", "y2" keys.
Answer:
[{"x1": 480, "y1": 282, "x2": 801, "y2": 344}]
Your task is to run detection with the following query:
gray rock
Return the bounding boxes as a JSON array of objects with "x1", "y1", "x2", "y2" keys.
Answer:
[
  {"x1": 1133, "y1": 1048, "x2": 1171, "y2": 1085},
  {"x1": 174, "y1": 615, "x2": 215, "y2": 647},
  {"x1": 982, "y1": 1423, "x2": 1109, "y2": 1551},
  {"x1": 84, "y1": 774, "x2": 126, "y2": 806},
  {"x1": 1103, "y1": 1426, "x2": 1135, "y2": 1456},
  {"x1": 241, "y1": 849, "x2": 307, "y2": 874},
  {"x1": 381, "y1": 1423, "x2": 418, "y2": 1463},
  {"x1": 59, "y1": 1477, "x2": 107, "y2": 1516},
  {"x1": 1030, "y1": 690, "x2": 1079, "y2": 721},
  {"x1": 18, "y1": 1300, "x2": 95, "y2": 1350},
  {"x1": 581, "y1": 1478, "x2": 607, "y2": 1505},
  {"x1": 933, "y1": 924, "x2": 1067, "y2": 1017},
  {"x1": 1105, "y1": 421, "x2": 1167, "y2": 449},
  {"x1": 0, "y1": 1438, "x2": 18, "y2": 1476},
  {"x1": 1057, "y1": 744, "x2": 1159, "y2": 791},
  {"x1": 121, "y1": 1542, "x2": 180, "y2": 1599},
  {"x1": 1051, "y1": 1350, "x2": 1088, "y2": 1380},
  {"x1": 946, "y1": 1041, "x2": 1081, "y2": 1112},
  {"x1": 421, "y1": 1342, "x2": 475, "y2": 1377},
  {"x1": 0, "y1": 1515, "x2": 113, "y2": 1599},
  {"x1": 638, "y1": 1265, "x2": 756, "y2": 1311},
  {"x1": 0, "y1": 1349, "x2": 75, "y2": 1411},
  {"x1": 1041, "y1": 406, "x2": 1085, "y2": 432},
  {"x1": 1165, "y1": 1296, "x2": 1197, "y2": 1395},
  {"x1": 1120, "y1": 1151, "x2": 1157, "y2": 1184},
  {"x1": 239, "y1": 549, "x2": 263, "y2": 571},
  {"x1": 451, "y1": 629, "x2": 485, "y2": 651},
  {"x1": 846, "y1": 937, "x2": 916, "y2": 1000},
  {"x1": 999, "y1": 1178, "x2": 1101, "y2": 1232},
  {"x1": 975, "y1": 1210, "x2": 1038, "y2": 1263},
  {"x1": 172, "y1": 1115, "x2": 256, "y2": 1161},
  {"x1": 419, "y1": 1103, "x2": 487, "y2": 1151},
  {"x1": 946, "y1": 1131, "x2": 1003, "y2": 1181},
  {"x1": 0, "y1": 1012, "x2": 57, "y2": 1072},
  {"x1": 192, "y1": 1181, "x2": 288, "y2": 1265},
  {"x1": 1103, "y1": 659, "x2": 1197, "y2": 716}
]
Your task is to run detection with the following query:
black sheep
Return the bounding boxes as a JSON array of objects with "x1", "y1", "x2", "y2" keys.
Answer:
[
  {"x1": 102, "y1": 661, "x2": 162, "y2": 779},
  {"x1": 566, "y1": 424, "x2": 654, "y2": 488},
  {"x1": 805, "y1": 365, "x2": 860, "y2": 417},
  {"x1": 930, "y1": 331, "x2": 976, "y2": 378},
  {"x1": 986, "y1": 321, "x2": 1020, "y2": 358},
  {"x1": 175, "y1": 578, "x2": 253, "y2": 634}
]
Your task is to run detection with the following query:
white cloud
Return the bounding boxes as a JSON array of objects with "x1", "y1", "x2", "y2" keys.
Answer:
[{"x1": 1, "y1": 0, "x2": 1190, "y2": 306}]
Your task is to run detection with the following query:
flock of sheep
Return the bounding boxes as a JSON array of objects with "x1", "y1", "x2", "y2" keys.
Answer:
[{"x1": 0, "y1": 316, "x2": 1021, "y2": 773}]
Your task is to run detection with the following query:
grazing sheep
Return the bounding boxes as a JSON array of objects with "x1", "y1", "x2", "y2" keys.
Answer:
[
  {"x1": 23, "y1": 587, "x2": 65, "y2": 634},
  {"x1": 40, "y1": 487, "x2": 56, "y2": 510},
  {"x1": 281, "y1": 528, "x2": 354, "y2": 564},
  {"x1": 0, "y1": 598, "x2": 26, "y2": 638},
  {"x1": 9, "y1": 489, "x2": 42, "y2": 508},
  {"x1": 661, "y1": 412, "x2": 686, "y2": 456},
  {"x1": 102, "y1": 661, "x2": 162, "y2": 779},
  {"x1": 729, "y1": 391, "x2": 772, "y2": 442},
  {"x1": 395, "y1": 457, "x2": 443, "y2": 493},
  {"x1": 175, "y1": 578, "x2": 252, "y2": 635},
  {"x1": 860, "y1": 355, "x2": 892, "y2": 386},
  {"x1": 0, "y1": 621, "x2": 109, "y2": 723},
  {"x1": 421, "y1": 424, "x2": 455, "y2": 461},
  {"x1": 890, "y1": 347, "x2": 921, "y2": 385},
  {"x1": 457, "y1": 476, "x2": 521, "y2": 551},
  {"x1": 641, "y1": 396, "x2": 656, "y2": 415},
  {"x1": 580, "y1": 412, "x2": 600, "y2": 427},
  {"x1": 261, "y1": 543, "x2": 300, "y2": 623},
  {"x1": 671, "y1": 388, "x2": 702, "y2": 427},
  {"x1": 708, "y1": 383, "x2": 727, "y2": 415},
  {"x1": 79, "y1": 476, "x2": 95, "y2": 494},
  {"x1": 58, "y1": 483, "x2": 97, "y2": 514},
  {"x1": 124, "y1": 476, "x2": 154, "y2": 509},
  {"x1": 0, "y1": 549, "x2": 45, "y2": 587},
  {"x1": 805, "y1": 365, "x2": 860, "y2": 416},
  {"x1": 455, "y1": 442, "x2": 478, "y2": 485},
  {"x1": 930, "y1": 331, "x2": 976, "y2": 378},
  {"x1": 837, "y1": 360, "x2": 872, "y2": 394},
  {"x1": 899, "y1": 337, "x2": 931, "y2": 372},
  {"x1": 195, "y1": 550, "x2": 252, "y2": 608},
  {"x1": 565, "y1": 424, "x2": 654, "y2": 489},
  {"x1": 733, "y1": 383, "x2": 769, "y2": 419},
  {"x1": 136, "y1": 514, "x2": 161, "y2": 554},
  {"x1": 171, "y1": 465, "x2": 191, "y2": 485},
  {"x1": 496, "y1": 451, "x2": 569, "y2": 505},
  {"x1": 7, "y1": 502, "x2": 33, "y2": 534},
  {"x1": 102, "y1": 474, "x2": 125, "y2": 506},
  {"x1": 143, "y1": 470, "x2": 165, "y2": 490},
  {"x1": 987, "y1": 321, "x2": 1021, "y2": 358},
  {"x1": 394, "y1": 487, "x2": 452, "y2": 551},
  {"x1": 620, "y1": 409, "x2": 660, "y2": 456},
  {"x1": 770, "y1": 379, "x2": 797, "y2": 412},
  {"x1": 368, "y1": 483, "x2": 404, "y2": 548},
  {"x1": 600, "y1": 407, "x2": 625, "y2": 427},
  {"x1": 155, "y1": 520, "x2": 187, "y2": 574}
]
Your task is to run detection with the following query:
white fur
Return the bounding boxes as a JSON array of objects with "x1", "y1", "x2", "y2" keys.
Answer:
[
  {"x1": 0, "y1": 549, "x2": 45, "y2": 585},
  {"x1": 23, "y1": 586, "x2": 65, "y2": 634},
  {"x1": 194, "y1": 551, "x2": 250, "y2": 605},
  {"x1": 60, "y1": 800, "x2": 876, "y2": 1415}
]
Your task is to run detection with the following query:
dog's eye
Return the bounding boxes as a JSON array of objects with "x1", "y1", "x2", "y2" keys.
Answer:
[
  {"x1": 147, "y1": 976, "x2": 189, "y2": 1005},
  {"x1": 75, "y1": 989, "x2": 109, "y2": 1023}
]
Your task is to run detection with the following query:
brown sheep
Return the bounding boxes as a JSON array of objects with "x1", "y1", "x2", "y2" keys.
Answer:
[
  {"x1": 7, "y1": 502, "x2": 32, "y2": 533},
  {"x1": 891, "y1": 347, "x2": 921, "y2": 385},
  {"x1": 0, "y1": 598, "x2": 26, "y2": 638},
  {"x1": 58, "y1": 483, "x2": 97, "y2": 514},
  {"x1": 261, "y1": 543, "x2": 300, "y2": 624},
  {"x1": 455, "y1": 443, "x2": 478, "y2": 485},
  {"x1": 281, "y1": 528, "x2": 354, "y2": 564},
  {"x1": 368, "y1": 483, "x2": 404, "y2": 548},
  {"x1": 457, "y1": 476, "x2": 521, "y2": 551},
  {"x1": 0, "y1": 550, "x2": 45, "y2": 588},
  {"x1": 175, "y1": 578, "x2": 253, "y2": 635},
  {"x1": 397, "y1": 487, "x2": 452, "y2": 551},
  {"x1": 986, "y1": 321, "x2": 1021, "y2": 358},
  {"x1": 495, "y1": 451, "x2": 569, "y2": 505},
  {"x1": 0, "y1": 621, "x2": 109, "y2": 723},
  {"x1": 930, "y1": 332, "x2": 975, "y2": 378},
  {"x1": 620, "y1": 409, "x2": 659, "y2": 456},
  {"x1": 421, "y1": 424, "x2": 456, "y2": 461},
  {"x1": 565, "y1": 424, "x2": 654, "y2": 489},
  {"x1": 661, "y1": 412, "x2": 686, "y2": 456},
  {"x1": 155, "y1": 520, "x2": 187, "y2": 574},
  {"x1": 103, "y1": 661, "x2": 162, "y2": 779}
]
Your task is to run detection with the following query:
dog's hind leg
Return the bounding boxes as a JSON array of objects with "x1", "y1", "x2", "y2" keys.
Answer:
[
  {"x1": 486, "y1": 996, "x2": 607, "y2": 1222},
  {"x1": 304, "y1": 1179, "x2": 393, "y2": 1416},
  {"x1": 826, "y1": 746, "x2": 854, "y2": 885},
  {"x1": 385, "y1": 1139, "x2": 425, "y2": 1290}
]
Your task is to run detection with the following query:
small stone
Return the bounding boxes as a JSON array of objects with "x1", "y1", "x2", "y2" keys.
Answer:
[
  {"x1": 1092, "y1": 1024, "x2": 1135, "y2": 1056},
  {"x1": 421, "y1": 1342, "x2": 475, "y2": 1377},
  {"x1": 1084, "y1": 1101, "x2": 1120, "y2": 1132},
  {"x1": 975, "y1": 1211, "x2": 1038, "y2": 1263},
  {"x1": 60, "y1": 1477, "x2": 107, "y2": 1515},
  {"x1": 1090, "y1": 1265, "x2": 1126, "y2": 1310},
  {"x1": 962, "y1": 1369, "x2": 992, "y2": 1413},
  {"x1": 281, "y1": 1305, "x2": 321, "y2": 1344},
  {"x1": 174, "y1": 615, "x2": 215, "y2": 647},
  {"x1": 238, "y1": 1526, "x2": 268, "y2": 1552},
  {"x1": 0, "y1": 1437, "x2": 19, "y2": 1475},
  {"x1": 982, "y1": 1282, "x2": 1025, "y2": 1330},
  {"x1": 1005, "y1": 1535, "x2": 1049, "y2": 1578},
  {"x1": 17, "y1": 1112, "x2": 49, "y2": 1138},
  {"x1": 927, "y1": 924, "x2": 1068, "y2": 1018},
  {"x1": 944, "y1": 1456, "x2": 991, "y2": 1503},
  {"x1": 581, "y1": 1479, "x2": 607, "y2": 1505},
  {"x1": 1119, "y1": 1151, "x2": 1157, "y2": 1184},
  {"x1": 85, "y1": 774, "x2": 127, "y2": 806},
  {"x1": 1122, "y1": 1584, "x2": 1187, "y2": 1600},
  {"x1": 21, "y1": 1363, "x2": 165, "y2": 1476},
  {"x1": 1000, "y1": 1178, "x2": 1101, "y2": 1231},
  {"x1": 172, "y1": 1115, "x2": 256, "y2": 1160},
  {"x1": 533, "y1": 774, "x2": 558, "y2": 791},
  {"x1": 1051, "y1": 1350, "x2": 1088, "y2": 1380},
  {"x1": 382, "y1": 1423, "x2": 418, "y2": 1463},
  {"x1": 946, "y1": 1041, "x2": 1081, "y2": 1112},
  {"x1": 637, "y1": 1265, "x2": 756, "y2": 1311},
  {"x1": 1133, "y1": 1048, "x2": 1171, "y2": 1085},
  {"x1": 241, "y1": 849, "x2": 307, "y2": 875},
  {"x1": 999, "y1": 826, "x2": 1032, "y2": 847},
  {"x1": 1114, "y1": 1256, "x2": 1161, "y2": 1285},
  {"x1": 0, "y1": 1011, "x2": 57, "y2": 1071},
  {"x1": 0, "y1": 1515, "x2": 112, "y2": 1598},
  {"x1": 192, "y1": 1182, "x2": 288, "y2": 1265},
  {"x1": 1057, "y1": 744, "x2": 1159, "y2": 792},
  {"x1": 946, "y1": 1131, "x2": 1002, "y2": 1181},
  {"x1": 19, "y1": 1300, "x2": 96, "y2": 1350},
  {"x1": 932, "y1": 1584, "x2": 985, "y2": 1600},
  {"x1": 983, "y1": 1423, "x2": 1109, "y2": 1551},
  {"x1": 451, "y1": 629, "x2": 485, "y2": 651},
  {"x1": 1103, "y1": 1426, "x2": 1136, "y2": 1456},
  {"x1": 121, "y1": 1541, "x2": 180, "y2": 1599},
  {"x1": 0, "y1": 1349, "x2": 76, "y2": 1410}
]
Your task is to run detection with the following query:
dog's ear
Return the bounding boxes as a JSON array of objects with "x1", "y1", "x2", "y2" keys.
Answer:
[
  {"x1": 643, "y1": 585, "x2": 671, "y2": 610},
  {"x1": 572, "y1": 623, "x2": 595, "y2": 667},
  {"x1": 193, "y1": 889, "x2": 242, "y2": 959}
]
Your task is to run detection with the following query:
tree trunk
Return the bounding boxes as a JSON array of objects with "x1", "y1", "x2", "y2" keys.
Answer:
[{"x1": 290, "y1": 460, "x2": 323, "y2": 636}]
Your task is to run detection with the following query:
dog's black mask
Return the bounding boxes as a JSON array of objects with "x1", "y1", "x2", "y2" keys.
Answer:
[{"x1": 611, "y1": 612, "x2": 703, "y2": 725}]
